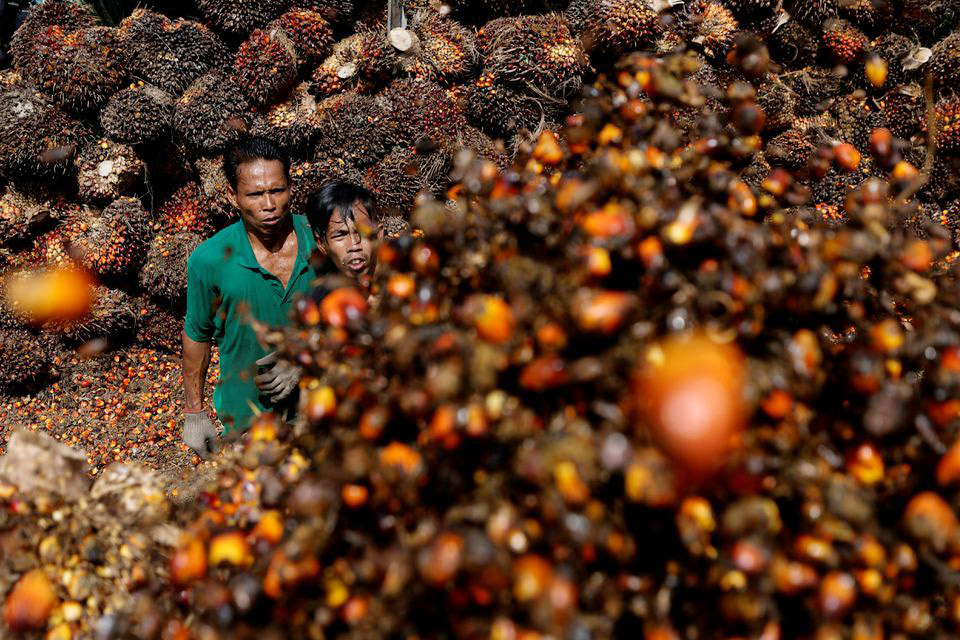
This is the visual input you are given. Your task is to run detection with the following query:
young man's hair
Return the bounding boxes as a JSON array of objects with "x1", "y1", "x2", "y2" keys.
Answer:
[
  {"x1": 223, "y1": 135, "x2": 291, "y2": 189},
  {"x1": 305, "y1": 182, "x2": 379, "y2": 240}
]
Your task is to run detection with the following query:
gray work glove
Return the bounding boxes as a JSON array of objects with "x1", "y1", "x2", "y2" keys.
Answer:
[
  {"x1": 255, "y1": 351, "x2": 303, "y2": 403},
  {"x1": 183, "y1": 411, "x2": 221, "y2": 459}
]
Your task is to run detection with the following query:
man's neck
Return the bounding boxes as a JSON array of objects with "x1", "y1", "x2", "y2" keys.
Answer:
[{"x1": 245, "y1": 217, "x2": 294, "y2": 254}]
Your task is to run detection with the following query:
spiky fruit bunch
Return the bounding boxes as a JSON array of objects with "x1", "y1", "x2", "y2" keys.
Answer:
[
  {"x1": 935, "y1": 98, "x2": 960, "y2": 154},
  {"x1": 289, "y1": 159, "x2": 365, "y2": 213},
  {"x1": 120, "y1": 10, "x2": 229, "y2": 98},
  {"x1": 448, "y1": 0, "x2": 544, "y2": 22},
  {"x1": 766, "y1": 21, "x2": 818, "y2": 69},
  {"x1": 900, "y1": 0, "x2": 960, "y2": 40},
  {"x1": 447, "y1": 125, "x2": 510, "y2": 168},
  {"x1": 830, "y1": 94, "x2": 887, "y2": 152},
  {"x1": 74, "y1": 139, "x2": 143, "y2": 204},
  {"x1": 311, "y1": 92, "x2": 400, "y2": 169},
  {"x1": 756, "y1": 80, "x2": 797, "y2": 131},
  {"x1": 684, "y1": 0, "x2": 738, "y2": 59},
  {"x1": 855, "y1": 33, "x2": 916, "y2": 91},
  {"x1": 466, "y1": 71, "x2": 557, "y2": 137},
  {"x1": 311, "y1": 34, "x2": 369, "y2": 97},
  {"x1": 785, "y1": 0, "x2": 838, "y2": 27},
  {"x1": 821, "y1": 19, "x2": 867, "y2": 63},
  {"x1": 20, "y1": 26, "x2": 127, "y2": 112},
  {"x1": 134, "y1": 297, "x2": 183, "y2": 352},
  {"x1": 0, "y1": 328, "x2": 52, "y2": 391},
  {"x1": 407, "y1": 12, "x2": 478, "y2": 84},
  {"x1": 290, "y1": 0, "x2": 355, "y2": 24},
  {"x1": 195, "y1": 0, "x2": 288, "y2": 36},
  {"x1": 566, "y1": 0, "x2": 663, "y2": 56},
  {"x1": 838, "y1": 0, "x2": 890, "y2": 31},
  {"x1": 931, "y1": 32, "x2": 960, "y2": 90},
  {"x1": 9, "y1": 0, "x2": 96, "y2": 71},
  {"x1": 174, "y1": 71, "x2": 251, "y2": 155},
  {"x1": 100, "y1": 82, "x2": 175, "y2": 145},
  {"x1": 766, "y1": 128, "x2": 817, "y2": 170},
  {"x1": 381, "y1": 215, "x2": 411, "y2": 238},
  {"x1": 269, "y1": 9, "x2": 335, "y2": 65},
  {"x1": 880, "y1": 87, "x2": 923, "y2": 140},
  {"x1": 924, "y1": 154, "x2": 960, "y2": 201},
  {"x1": 139, "y1": 231, "x2": 204, "y2": 304},
  {"x1": 0, "y1": 86, "x2": 86, "y2": 178},
  {"x1": 251, "y1": 83, "x2": 323, "y2": 157},
  {"x1": 364, "y1": 147, "x2": 447, "y2": 211},
  {"x1": 158, "y1": 182, "x2": 231, "y2": 237},
  {"x1": 384, "y1": 78, "x2": 469, "y2": 143},
  {"x1": 0, "y1": 188, "x2": 58, "y2": 247},
  {"x1": 785, "y1": 67, "x2": 851, "y2": 115},
  {"x1": 38, "y1": 197, "x2": 151, "y2": 279},
  {"x1": 193, "y1": 156, "x2": 235, "y2": 214},
  {"x1": 45, "y1": 285, "x2": 137, "y2": 345},
  {"x1": 479, "y1": 14, "x2": 587, "y2": 96},
  {"x1": 234, "y1": 29, "x2": 298, "y2": 107}
]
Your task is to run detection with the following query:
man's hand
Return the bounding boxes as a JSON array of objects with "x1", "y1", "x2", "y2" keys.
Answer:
[
  {"x1": 255, "y1": 352, "x2": 302, "y2": 403},
  {"x1": 183, "y1": 411, "x2": 221, "y2": 459}
]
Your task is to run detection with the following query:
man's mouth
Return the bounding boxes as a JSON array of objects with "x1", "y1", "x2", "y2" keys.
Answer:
[
  {"x1": 346, "y1": 257, "x2": 367, "y2": 272},
  {"x1": 262, "y1": 216, "x2": 281, "y2": 226}
]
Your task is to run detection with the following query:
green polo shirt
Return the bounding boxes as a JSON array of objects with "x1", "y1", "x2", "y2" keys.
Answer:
[{"x1": 184, "y1": 215, "x2": 317, "y2": 432}]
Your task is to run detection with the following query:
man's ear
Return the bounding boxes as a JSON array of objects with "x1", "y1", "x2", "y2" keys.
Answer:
[{"x1": 226, "y1": 185, "x2": 239, "y2": 210}]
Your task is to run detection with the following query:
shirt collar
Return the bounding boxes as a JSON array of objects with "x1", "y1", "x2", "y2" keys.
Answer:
[{"x1": 234, "y1": 216, "x2": 316, "y2": 272}]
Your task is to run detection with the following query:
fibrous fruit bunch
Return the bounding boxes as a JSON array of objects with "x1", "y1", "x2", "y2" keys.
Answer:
[
  {"x1": 684, "y1": 0, "x2": 738, "y2": 59},
  {"x1": 45, "y1": 284, "x2": 137, "y2": 344},
  {"x1": 935, "y1": 98, "x2": 960, "y2": 154},
  {"x1": 364, "y1": 147, "x2": 448, "y2": 211},
  {"x1": 9, "y1": 0, "x2": 96, "y2": 71},
  {"x1": 289, "y1": 159, "x2": 365, "y2": 213},
  {"x1": 766, "y1": 128, "x2": 817, "y2": 170},
  {"x1": 120, "y1": 10, "x2": 229, "y2": 98},
  {"x1": 174, "y1": 71, "x2": 250, "y2": 154},
  {"x1": 134, "y1": 297, "x2": 183, "y2": 353},
  {"x1": 384, "y1": 78, "x2": 469, "y2": 144},
  {"x1": 766, "y1": 21, "x2": 819, "y2": 69},
  {"x1": 193, "y1": 156, "x2": 235, "y2": 213},
  {"x1": 880, "y1": 88, "x2": 923, "y2": 140},
  {"x1": 158, "y1": 182, "x2": 230, "y2": 237},
  {"x1": 479, "y1": 14, "x2": 587, "y2": 96},
  {"x1": 786, "y1": 0, "x2": 838, "y2": 27},
  {"x1": 74, "y1": 139, "x2": 143, "y2": 204},
  {"x1": 0, "y1": 86, "x2": 86, "y2": 178},
  {"x1": 234, "y1": 29, "x2": 299, "y2": 107},
  {"x1": 0, "y1": 328, "x2": 51, "y2": 391},
  {"x1": 467, "y1": 71, "x2": 557, "y2": 136},
  {"x1": 290, "y1": 0, "x2": 355, "y2": 24},
  {"x1": 312, "y1": 92, "x2": 400, "y2": 169},
  {"x1": 311, "y1": 34, "x2": 370, "y2": 97},
  {"x1": 756, "y1": 80, "x2": 797, "y2": 131},
  {"x1": 252, "y1": 83, "x2": 324, "y2": 158},
  {"x1": 99, "y1": 82, "x2": 175, "y2": 145},
  {"x1": 566, "y1": 0, "x2": 663, "y2": 57},
  {"x1": 139, "y1": 231, "x2": 204, "y2": 304},
  {"x1": 194, "y1": 0, "x2": 288, "y2": 36},
  {"x1": 830, "y1": 94, "x2": 887, "y2": 153},
  {"x1": 20, "y1": 26, "x2": 127, "y2": 112},
  {"x1": 407, "y1": 12, "x2": 478, "y2": 84},
  {"x1": 269, "y1": 9, "x2": 335, "y2": 66},
  {"x1": 931, "y1": 32, "x2": 960, "y2": 90},
  {"x1": 838, "y1": 0, "x2": 889, "y2": 31},
  {"x1": 900, "y1": 0, "x2": 960, "y2": 40},
  {"x1": 0, "y1": 188, "x2": 57, "y2": 247},
  {"x1": 822, "y1": 19, "x2": 868, "y2": 64}
]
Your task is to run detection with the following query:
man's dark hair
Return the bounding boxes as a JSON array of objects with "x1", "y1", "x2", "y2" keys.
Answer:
[
  {"x1": 305, "y1": 182, "x2": 379, "y2": 240},
  {"x1": 223, "y1": 136, "x2": 291, "y2": 189}
]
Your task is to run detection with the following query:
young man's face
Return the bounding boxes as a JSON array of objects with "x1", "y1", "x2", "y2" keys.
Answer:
[
  {"x1": 319, "y1": 201, "x2": 381, "y2": 283},
  {"x1": 226, "y1": 159, "x2": 291, "y2": 237}
]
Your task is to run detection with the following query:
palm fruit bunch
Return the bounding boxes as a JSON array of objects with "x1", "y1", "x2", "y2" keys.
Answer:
[
  {"x1": 931, "y1": 31, "x2": 960, "y2": 91},
  {"x1": 0, "y1": 85, "x2": 87, "y2": 179},
  {"x1": 291, "y1": 0, "x2": 355, "y2": 24},
  {"x1": 0, "y1": 188, "x2": 60, "y2": 248},
  {"x1": 830, "y1": 93, "x2": 888, "y2": 153},
  {"x1": 0, "y1": 328, "x2": 52, "y2": 391},
  {"x1": 821, "y1": 18, "x2": 868, "y2": 64},
  {"x1": 879, "y1": 86, "x2": 924, "y2": 140},
  {"x1": 766, "y1": 127, "x2": 817, "y2": 170},
  {"x1": 466, "y1": 71, "x2": 559, "y2": 137},
  {"x1": 900, "y1": 0, "x2": 960, "y2": 41},
  {"x1": 852, "y1": 32, "x2": 916, "y2": 92},
  {"x1": 173, "y1": 71, "x2": 251, "y2": 155},
  {"x1": 363, "y1": 147, "x2": 449, "y2": 211},
  {"x1": 935, "y1": 97, "x2": 960, "y2": 154},
  {"x1": 118, "y1": 10, "x2": 229, "y2": 98},
  {"x1": 268, "y1": 9, "x2": 335, "y2": 66},
  {"x1": 311, "y1": 29, "x2": 398, "y2": 98},
  {"x1": 683, "y1": 0, "x2": 739, "y2": 60},
  {"x1": 44, "y1": 284, "x2": 137, "y2": 344},
  {"x1": 193, "y1": 155, "x2": 235, "y2": 212},
  {"x1": 139, "y1": 231, "x2": 204, "y2": 306},
  {"x1": 15, "y1": 25, "x2": 127, "y2": 113},
  {"x1": 479, "y1": 14, "x2": 586, "y2": 98},
  {"x1": 8, "y1": 0, "x2": 97, "y2": 71},
  {"x1": 785, "y1": 0, "x2": 838, "y2": 27},
  {"x1": 312, "y1": 91, "x2": 401, "y2": 169},
  {"x1": 74, "y1": 139, "x2": 143, "y2": 204},
  {"x1": 289, "y1": 158, "x2": 365, "y2": 212},
  {"x1": 36, "y1": 197, "x2": 151, "y2": 281},
  {"x1": 251, "y1": 83, "x2": 324, "y2": 158},
  {"x1": 99, "y1": 82, "x2": 175, "y2": 145},
  {"x1": 383, "y1": 78, "x2": 469, "y2": 144},
  {"x1": 766, "y1": 21, "x2": 819, "y2": 69},
  {"x1": 756, "y1": 80, "x2": 797, "y2": 132},
  {"x1": 134, "y1": 297, "x2": 184, "y2": 353},
  {"x1": 157, "y1": 182, "x2": 230, "y2": 238},
  {"x1": 234, "y1": 28, "x2": 299, "y2": 107},
  {"x1": 399, "y1": 11, "x2": 478, "y2": 85},
  {"x1": 194, "y1": 0, "x2": 288, "y2": 37},
  {"x1": 838, "y1": 0, "x2": 891, "y2": 32},
  {"x1": 566, "y1": 0, "x2": 663, "y2": 57}
]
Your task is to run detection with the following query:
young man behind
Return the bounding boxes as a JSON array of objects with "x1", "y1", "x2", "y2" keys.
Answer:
[{"x1": 181, "y1": 136, "x2": 319, "y2": 458}]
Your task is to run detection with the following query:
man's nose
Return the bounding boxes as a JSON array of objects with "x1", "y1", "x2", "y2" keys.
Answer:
[{"x1": 264, "y1": 193, "x2": 276, "y2": 209}]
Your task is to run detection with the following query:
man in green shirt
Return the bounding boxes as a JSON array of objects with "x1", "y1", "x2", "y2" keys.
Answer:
[{"x1": 181, "y1": 136, "x2": 318, "y2": 458}]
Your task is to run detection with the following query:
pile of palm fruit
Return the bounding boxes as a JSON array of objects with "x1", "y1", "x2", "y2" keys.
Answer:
[{"x1": 5, "y1": 0, "x2": 960, "y2": 636}]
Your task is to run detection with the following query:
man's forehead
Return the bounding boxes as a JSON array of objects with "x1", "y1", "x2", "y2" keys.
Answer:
[{"x1": 236, "y1": 159, "x2": 287, "y2": 188}]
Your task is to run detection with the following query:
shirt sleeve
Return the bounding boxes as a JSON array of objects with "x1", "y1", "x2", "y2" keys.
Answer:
[{"x1": 183, "y1": 249, "x2": 217, "y2": 342}]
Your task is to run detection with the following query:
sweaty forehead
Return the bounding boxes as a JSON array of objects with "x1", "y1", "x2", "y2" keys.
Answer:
[{"x1": 235, "y1": 159, "x2": 287, "y2": 191}]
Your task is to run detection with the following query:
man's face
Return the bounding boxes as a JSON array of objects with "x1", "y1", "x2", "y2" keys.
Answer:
[
  {"x1": 319, "y1": 201, "x2": 381, "y2": 282},
  {"x1": 226, "y1": 159, "x2": 291, "y2": 236}
]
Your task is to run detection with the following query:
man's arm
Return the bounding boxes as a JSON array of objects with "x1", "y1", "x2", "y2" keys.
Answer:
[{"x1": 182, "y1": 331, "x2": 211, "y2": 411}]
